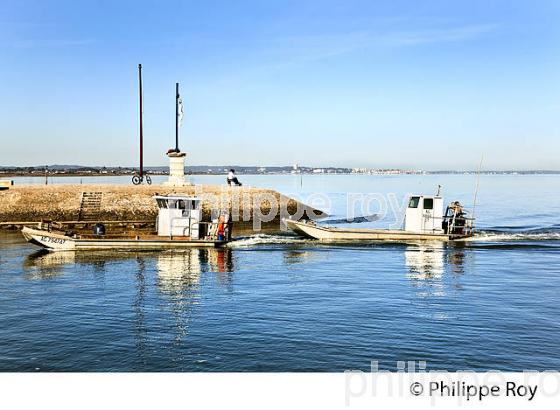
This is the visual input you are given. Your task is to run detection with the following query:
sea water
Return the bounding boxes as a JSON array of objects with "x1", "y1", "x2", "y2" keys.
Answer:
[{"x1": 1, "y1": 174, "x2": 559, "y2": 371}]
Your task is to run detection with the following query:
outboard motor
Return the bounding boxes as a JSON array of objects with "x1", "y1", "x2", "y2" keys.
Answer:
[{"x1": 93, "y1": 223, "x2": 106, "y2": 236}]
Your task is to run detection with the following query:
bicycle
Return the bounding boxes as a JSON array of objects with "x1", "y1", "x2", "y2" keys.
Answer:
[{"x1": 132, "y1": 173, "x2": 152, "y2": 185}]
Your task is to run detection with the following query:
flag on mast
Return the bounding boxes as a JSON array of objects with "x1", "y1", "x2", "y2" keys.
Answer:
[{"x1": 177, "y1": 94, "x2": 184, "y2": 127}]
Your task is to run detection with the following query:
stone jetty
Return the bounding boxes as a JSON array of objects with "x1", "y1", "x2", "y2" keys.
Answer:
[{"x1": 0, "y1": 184, "x2": 325, "y2": 232}]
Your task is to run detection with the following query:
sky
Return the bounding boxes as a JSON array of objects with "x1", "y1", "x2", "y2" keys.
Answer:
[{"x1": 0, "y1": 0, "x2": 559, "y2": 170}]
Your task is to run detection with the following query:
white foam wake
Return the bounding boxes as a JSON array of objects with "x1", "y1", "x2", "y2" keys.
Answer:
[
  {"x1": 468, "y1": 231, "x2": 560, "y2": 242},
  {"x1": 230, "y1": 230, "x2": 560, "y2": 247},
  {"x1": 229, "y1": 234, "x2": 310, "y2": 247}
]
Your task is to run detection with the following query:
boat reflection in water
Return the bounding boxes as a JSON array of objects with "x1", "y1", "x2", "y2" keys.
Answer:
[
  {"x1": 23, "y1": 248, "x2": 233, "y2": 280},
  {"x1": 23, "y1": 250, "x2": 77, "y2": 279},
  {"x1": 23, "y1": 249, "x2": 116, "y2": 279},
  {"x1": 405, "y1": 243, "x2": 466, "y2": 278},
  {"x1": 156, "y1": 250, "x2": 203, "y2": 293},
  {"x1": 23, "y1": 248, "x2": 234, "y2": 353},
  {"x1": 404, "y1": 243, "x2": 467, "y2": 307},
  {"x1": 283, "y1": 249, "x2": 330, "y2": 266},
  {"x1": 155, "y1": 251, "x2": 203, "y2": 345},
  {"x1": 155, "y1": 248, "x2": 234, "y2": 345},
  {"x1": 405, "y1": 242, "x2": 445, "y2": 279}
]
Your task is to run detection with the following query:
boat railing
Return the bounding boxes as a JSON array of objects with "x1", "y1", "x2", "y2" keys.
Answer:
[
  {"x1": 442, "y1": 213, "x2": 476, "y2": 236},
  {"x1": 168, "y1": 216, "x2": 197, "y2": 238},
  {"x1": 199, "y1": 221, "x2": 232, "y2": 241},
  {"x1": 419, "y1": 210, "x2": 476, "y2": 236},
  {"x1": 164, "y1": 217, "x2": 232, "y2": 241}
]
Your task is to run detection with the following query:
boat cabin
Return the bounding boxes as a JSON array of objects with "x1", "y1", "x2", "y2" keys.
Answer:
[
  {"x1": 404, "y1": 194, "x2": 474, "y2": 236},
  {"x1": 404, "y1": 195, "x2": 444, "y2": 234},
  {"x1": 154, "y1": 195, "x2": 202, "y2": 238}
]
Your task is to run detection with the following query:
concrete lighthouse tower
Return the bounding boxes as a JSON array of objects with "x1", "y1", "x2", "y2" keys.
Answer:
[{"x1": 163, "y1": 82, "x2": 191, "y2": 187}]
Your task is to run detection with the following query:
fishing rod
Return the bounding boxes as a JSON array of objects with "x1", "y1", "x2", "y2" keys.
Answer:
[{"x1": 472, "y1": 154, "x2": 484, "y2": 221}]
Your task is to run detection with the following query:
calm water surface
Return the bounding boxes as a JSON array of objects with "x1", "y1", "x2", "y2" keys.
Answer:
[{"x1": 1, "y1": 175, "x2": 559, "y2": 371}]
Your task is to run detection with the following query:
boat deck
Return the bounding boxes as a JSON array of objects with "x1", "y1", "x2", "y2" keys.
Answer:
[
  {"x1": 22, "y1": 226, "x2": 227, "y2": 250},
  {"x1": 286, "y1": 219, "x2": 473, "y2": 242}
]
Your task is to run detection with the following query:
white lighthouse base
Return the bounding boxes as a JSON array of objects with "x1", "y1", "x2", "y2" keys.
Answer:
[{"x1": 163, "y1": 152, "x2": 191, "y2": 187}]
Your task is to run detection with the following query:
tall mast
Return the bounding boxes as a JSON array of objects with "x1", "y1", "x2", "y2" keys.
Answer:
[
  {"x1": 138, "y1": 64, "x2": 144, "y2": 178},
  {"x1": 175, "y1": 82, "x2": 179, "y2": 152}
]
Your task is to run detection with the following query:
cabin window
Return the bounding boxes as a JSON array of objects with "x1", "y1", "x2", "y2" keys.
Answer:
[
  {"x1": 408, "y1": 196, "x2": 420, "y2": 208},
  {"x1": 423, "y1": 198, "x2": 434, "y2": 210},
  {"x1": 156, "y1": 199, "x2": 168, "y2": 208},
  {"x1": 177, "y1": 200, "x2": 186, "y2": 210}
]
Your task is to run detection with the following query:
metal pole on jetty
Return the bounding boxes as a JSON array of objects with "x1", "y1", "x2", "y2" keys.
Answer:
[
  {"x1": 175, "y1": 82, "x2": 180, "y2": 152},
  {"x1": 139, "y1": 64, "x2": 144, "y2": 179},
  {"x1": 133, "y1": 64, "x2": 150, "y2": 185}
]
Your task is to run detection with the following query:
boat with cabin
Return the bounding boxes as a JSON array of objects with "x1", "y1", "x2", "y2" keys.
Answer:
[
  {"x1": 285, "y1": 193, "x2": 475, "y2": 242},
  {"x1": 21, "y1": 195, "x2": 232, "y2": 251}
]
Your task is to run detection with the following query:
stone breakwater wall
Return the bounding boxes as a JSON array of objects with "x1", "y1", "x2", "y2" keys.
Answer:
[{"x1": 0, "y1": 184, "x2": 325, "y2": 229}]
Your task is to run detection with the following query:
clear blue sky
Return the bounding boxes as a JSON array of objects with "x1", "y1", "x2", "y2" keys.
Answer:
[{"x1": 1, "y1": 0, "x2": 559, "y2": 169}]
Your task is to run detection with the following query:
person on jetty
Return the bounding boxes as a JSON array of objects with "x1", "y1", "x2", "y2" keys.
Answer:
[{"x1": 227, "y1": 169, "x2": 242, "y2": 186}]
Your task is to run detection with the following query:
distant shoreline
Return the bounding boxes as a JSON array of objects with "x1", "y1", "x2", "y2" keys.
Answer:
[
  {"x1": 3, "y1": 164, "x2": 560, "y2": 177},
  {"x1": 2, "y1": 170, "x2": 560, "y2": 178}
]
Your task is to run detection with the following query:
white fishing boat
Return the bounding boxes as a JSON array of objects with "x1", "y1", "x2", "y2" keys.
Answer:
[
  {"x1": 285, "y1": 194, "x2": 475, "y2": 242},
  {"x1": 22, "y1": 195, "x2": 232, "y2": 251}
]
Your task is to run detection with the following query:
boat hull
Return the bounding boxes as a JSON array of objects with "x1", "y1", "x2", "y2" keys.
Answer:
[
  {"x1": 285, "y1": 219, "x2": 472, "y2": 242},
  {"x1": 21, "y1": 227, "x2": 227, "y2": 251}
]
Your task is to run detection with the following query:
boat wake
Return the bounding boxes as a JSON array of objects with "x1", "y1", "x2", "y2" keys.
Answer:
[
  {"x1": 230, "y1": 227, "x2": 560, "y2": 248},
  {"x1": 229, "y1": 234, "x2": 310, "y2": 247},
  {"x1": 471, "y1": 227, "x2": 560, "y2": 242}
]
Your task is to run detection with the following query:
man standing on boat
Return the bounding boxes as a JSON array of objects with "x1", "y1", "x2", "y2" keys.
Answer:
[
  {"x1": 451, "y1": 201, "x2": 464, "y2": 217},
  {"x1": 217, "y1": 215, "x2": 226, "y2": 241}
]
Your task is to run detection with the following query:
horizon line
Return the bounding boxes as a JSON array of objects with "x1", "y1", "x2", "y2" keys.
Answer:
[{"x1": 2, "y1": 164, "x2": 560, "y2": 173}]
